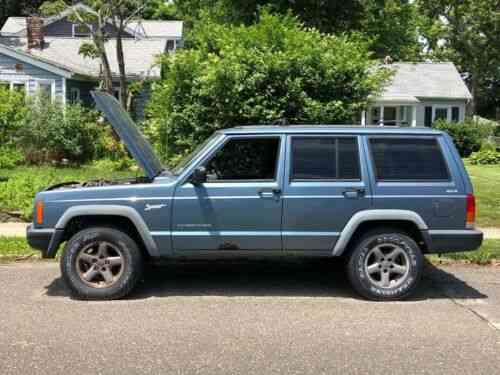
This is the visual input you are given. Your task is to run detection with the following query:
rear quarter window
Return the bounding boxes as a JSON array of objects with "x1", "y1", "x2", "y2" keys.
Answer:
[{"x1": 369, "y1": 137, "x2": 450, "y2": 182}]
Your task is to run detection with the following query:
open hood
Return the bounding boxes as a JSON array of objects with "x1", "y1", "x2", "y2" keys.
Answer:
[{"x1": 92, "y1": 91, "x2": 164, "y2": 180}]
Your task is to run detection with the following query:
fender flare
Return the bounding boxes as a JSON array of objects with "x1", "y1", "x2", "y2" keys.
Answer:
[
  {"x1": 332, "y1": 209, "x2": 428, "y2": 256},
  {"x1": 55, "y1": 205, "x2": 160, "y2": 257}
]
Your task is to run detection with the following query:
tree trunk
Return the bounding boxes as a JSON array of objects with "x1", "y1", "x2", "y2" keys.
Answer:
[
  {"x1": 94, "y1": 17, "x2": 113, "y2": 94},
  {"x1": 116, "y1": 19, "x2": 128, "y2": 110}
]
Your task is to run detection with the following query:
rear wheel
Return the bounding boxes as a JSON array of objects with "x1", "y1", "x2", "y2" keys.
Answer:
[
  {"x1": 61, "y1": 227, "x2": 143, "y2": 300},
  {"x1": 346, "y1": 228, "x2": 423, "y2": 301}
]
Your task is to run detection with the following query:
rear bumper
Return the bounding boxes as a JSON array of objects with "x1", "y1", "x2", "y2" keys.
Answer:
[
  {"x1": 426, "y1": 229, "x2": 483, "y2": 253},
  {"x1": 26, "y1": 225, "x2": 63, "y2": 258}
]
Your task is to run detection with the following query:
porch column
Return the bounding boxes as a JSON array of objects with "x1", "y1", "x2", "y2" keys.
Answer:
[
  {"x1": 361, "y1": 110, "x2": 366, "y2": 126},
  {"x1": 411, "y1": 106, "x2": 417, "y2": 127},
  {"x1": 379, "y1": 105, "x2": 384, "y2": 126}
]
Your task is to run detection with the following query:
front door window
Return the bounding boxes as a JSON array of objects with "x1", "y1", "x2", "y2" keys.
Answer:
[{"x1": 204, "y1": 137, "x2": 280, "y2": 182}]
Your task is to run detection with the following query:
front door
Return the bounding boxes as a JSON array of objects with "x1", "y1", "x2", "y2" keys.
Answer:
[
  {"x1": 282, "y1": 135, "x2": 372, "y2": 253},
  {"x1": 172, "y1": 135, "x2": 285, "y2": 252}
]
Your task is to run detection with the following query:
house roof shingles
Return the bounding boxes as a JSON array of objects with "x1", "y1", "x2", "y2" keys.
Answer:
[
  {"x1": 381, "y1": 62, "x2": 472, "y2": 100},
  {"x1": 0, "y1": 37, "x2": 164, "y2": 79}
]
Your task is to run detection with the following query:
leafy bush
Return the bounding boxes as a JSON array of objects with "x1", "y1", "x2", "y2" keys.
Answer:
[
  {"x1": 0, "y1": 87, "x2": 27, "y2": 146},
  {"x1": 0, "y1": 147, "x2": 23, "y2": 169},
  {"x1": 433, "y1": 119, "x2": 484, "y2": 157},
  {"x1": 147, "y1": 11, "x2": 390, "y2": 163},
  {"x1": 92, "y1": 158, "x2": 136, "y2": 172},
  {"x1": 17, "y1": 97, "x2": 102, "y2": 164},
  {"x1": 469, "y1": 150, "x2": 500, "y2": 165}
]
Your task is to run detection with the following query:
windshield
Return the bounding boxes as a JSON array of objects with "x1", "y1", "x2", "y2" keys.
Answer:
[{"x1": 172, "y1": 132, "x2": 223, "y2": 175}]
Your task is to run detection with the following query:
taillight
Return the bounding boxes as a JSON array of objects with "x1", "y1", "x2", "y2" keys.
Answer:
[
  {"x1": 36, "y1": 201, "x2": 44, "y2": 225},
  {"x1": 466, "y1": 194, "x2": 476, "y2": 228}
]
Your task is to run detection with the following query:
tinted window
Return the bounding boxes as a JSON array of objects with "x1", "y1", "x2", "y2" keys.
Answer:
[
  {"x1": 369, "y1": 138, "x2": 449, "y2": 181},
  {"x1": 204, "y1": 137, "x2": 280, "y2": 181},
  {"x1": 292, "y1": 137, "x2": 360, "y2": 180}
]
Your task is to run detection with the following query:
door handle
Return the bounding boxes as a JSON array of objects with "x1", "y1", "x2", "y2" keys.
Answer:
[
  {"x1": 343, "y1": 188, "x2": 365, "y2": 199},
  {"x1": 258, "y1": 188, "x2": 281, "y2": 199}
]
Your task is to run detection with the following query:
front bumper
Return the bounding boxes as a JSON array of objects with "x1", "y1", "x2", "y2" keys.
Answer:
[
  {"x1": 26, "y1": 225, "x2": 63, "y2": 258},
  {"x1": 426, "y1": 229, "x2": 483, "y2": 253}
]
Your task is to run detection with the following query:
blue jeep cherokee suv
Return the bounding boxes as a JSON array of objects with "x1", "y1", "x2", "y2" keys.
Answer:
[{"x1": 27, "y1": 92, "x2": 483, "y2": 301}]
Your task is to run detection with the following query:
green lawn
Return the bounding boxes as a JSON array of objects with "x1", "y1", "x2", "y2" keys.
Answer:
[
  {"x1": 0, "y1": 165, "x2": 135, "y2": 221},
  {"x1": 465, "y1": 164, "x2": 500, "y2": 227}
]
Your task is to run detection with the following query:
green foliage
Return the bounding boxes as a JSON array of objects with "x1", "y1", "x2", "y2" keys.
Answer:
[
  {"x1": 39, "y1": 0, "x2": 67, "y2": 15},
  {"x1": 0, "y1": 237, "x2": 39, "y2": 261},
  {"x1": 17, "y1": 96, "x2": 102, "y2": 164},
  {"x1": 147, "y1": 11, "x2": 389, "y2": 162},
  {"x1": 418, "y1": 0, "x2": 500, "y2": 118},
  {"x1": 361, "y1": 0, "x2": 422, "y2": 60},
  {"x1": 0, "y1": 87, "x2": 27, "y2": 146},
  {"x1": 0, "y1": 148, "x2": 23, "y2": 170},
  {"x1": 469, "y1": 150, "x2": 500, "y2": 165},
  {"x1": 433, "y1": 119, "x2": 484, "y2": 157},
  {"x1": 91, "y1": 157, "x2": 136, "y2": 172},
  {"x1": 0, "y1": 166, "x2": 133, "y2": 220}
]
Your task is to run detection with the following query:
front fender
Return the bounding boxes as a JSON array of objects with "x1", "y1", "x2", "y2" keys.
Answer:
[{"x1": 55, "y1": 205, "x2": 160, "y2": 257}]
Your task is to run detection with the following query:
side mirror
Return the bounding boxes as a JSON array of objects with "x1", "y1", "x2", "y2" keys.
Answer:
[{"x1": 190, "y1": 166, "x2": 207, "y2": 185}]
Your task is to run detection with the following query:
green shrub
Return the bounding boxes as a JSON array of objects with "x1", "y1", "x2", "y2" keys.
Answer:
[
  {"x1": 147, "y1": 11, "x2": 390, "y2": 163},
  {"x1": 469, "y1": 150, "x2": 500, "y2": 165},
  {"x1": 17, "y1": 97, "x2": 102, "y2": 164},
  {"x1": 0, "y1": 147, "x2": 23, "y2": 169},
  {"x1": 433, "y1": 119, "x2": 483, "y2": 157},
  {"x1": 0, "y1": 88, "x2": 27, "y2": 146},
  {"x1": 92, "y1": 158, "x2": 136, "y2": 172}
]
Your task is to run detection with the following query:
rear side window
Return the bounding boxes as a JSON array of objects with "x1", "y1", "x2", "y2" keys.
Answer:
[
  {"x1": 291, "y1": 137, "x2": 361, "y2": 180},
  {"x1": 369, "y1": 138, "x2": 450, "y2": 181}
]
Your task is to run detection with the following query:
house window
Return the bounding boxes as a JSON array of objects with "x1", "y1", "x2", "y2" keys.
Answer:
[
  {"x1": 73, "y1": 23, "x2": 93, "y2": 37},
  {"x1": 36, "y1": 80, "x2": 55, "y2": 101},
  {"x1": 12, "y1": 82, "x2": 26, "y2": 92},
  {"x1": 434, "y1": 107, "x2": 448, "y2": 121},
  {"x1": 69, "y1": 88, "x2": 80, "y2": 103},
  {"x1": 166, "y1": 39, "x2": 176, "y2": 52},
  {"x1": 383, "y1": 107, "x2": 397, "y2": 126},
  {"x1": 0, "y1": 81, "x2": 10, "y2": 90}
]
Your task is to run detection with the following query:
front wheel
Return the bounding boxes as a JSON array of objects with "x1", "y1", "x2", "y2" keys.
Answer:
[
  {"x1": 346, "y1": 229, "x2": 423, "y2": 301},
  {"x1": 61, "y1": 227, "x2": 144, "y2": 300}
]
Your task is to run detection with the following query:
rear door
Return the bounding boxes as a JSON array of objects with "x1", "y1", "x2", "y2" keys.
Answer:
[
  {"x1": 282, "y1": 134, "x2": 372, "y2": 253},
  {"x1": 365, "y1": 135, "x2": 465, "y2": 229}
]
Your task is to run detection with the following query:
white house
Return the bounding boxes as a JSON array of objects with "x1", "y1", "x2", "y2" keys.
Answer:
[{"x1": 361, "y1": 62, "x2": 472, "y2": 127}]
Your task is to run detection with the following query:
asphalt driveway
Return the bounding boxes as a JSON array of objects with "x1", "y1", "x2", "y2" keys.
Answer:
[{"x1": 1, "y1": 259, "x2": 499, "y2": 375}]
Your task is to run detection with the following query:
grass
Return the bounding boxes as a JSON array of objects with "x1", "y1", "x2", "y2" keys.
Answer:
[
  {"x1": 428, "y1": 239, "x2": 500, "y2": 265},
  {"x1": 1, "y1": 237, "x2": 499, "y2": 265},
  {"x1": 0, "y1": 165, "x2": 135, "y2": 221},
  {"x1": 465, "y1": 163, "x2": 500, "y2": 227}
]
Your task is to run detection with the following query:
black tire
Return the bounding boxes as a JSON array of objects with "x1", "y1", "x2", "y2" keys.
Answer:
[
  {"x1": 61, "y1": 227, "x2": 144, "y2": 300},
  {"x1": 346, "y1": 228, "x2": 423, "y2": 301}
]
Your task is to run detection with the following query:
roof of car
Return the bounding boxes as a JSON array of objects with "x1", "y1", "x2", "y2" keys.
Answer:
[{"x1": 221, "y1": 125, "x2": 444, "y2": 135}]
